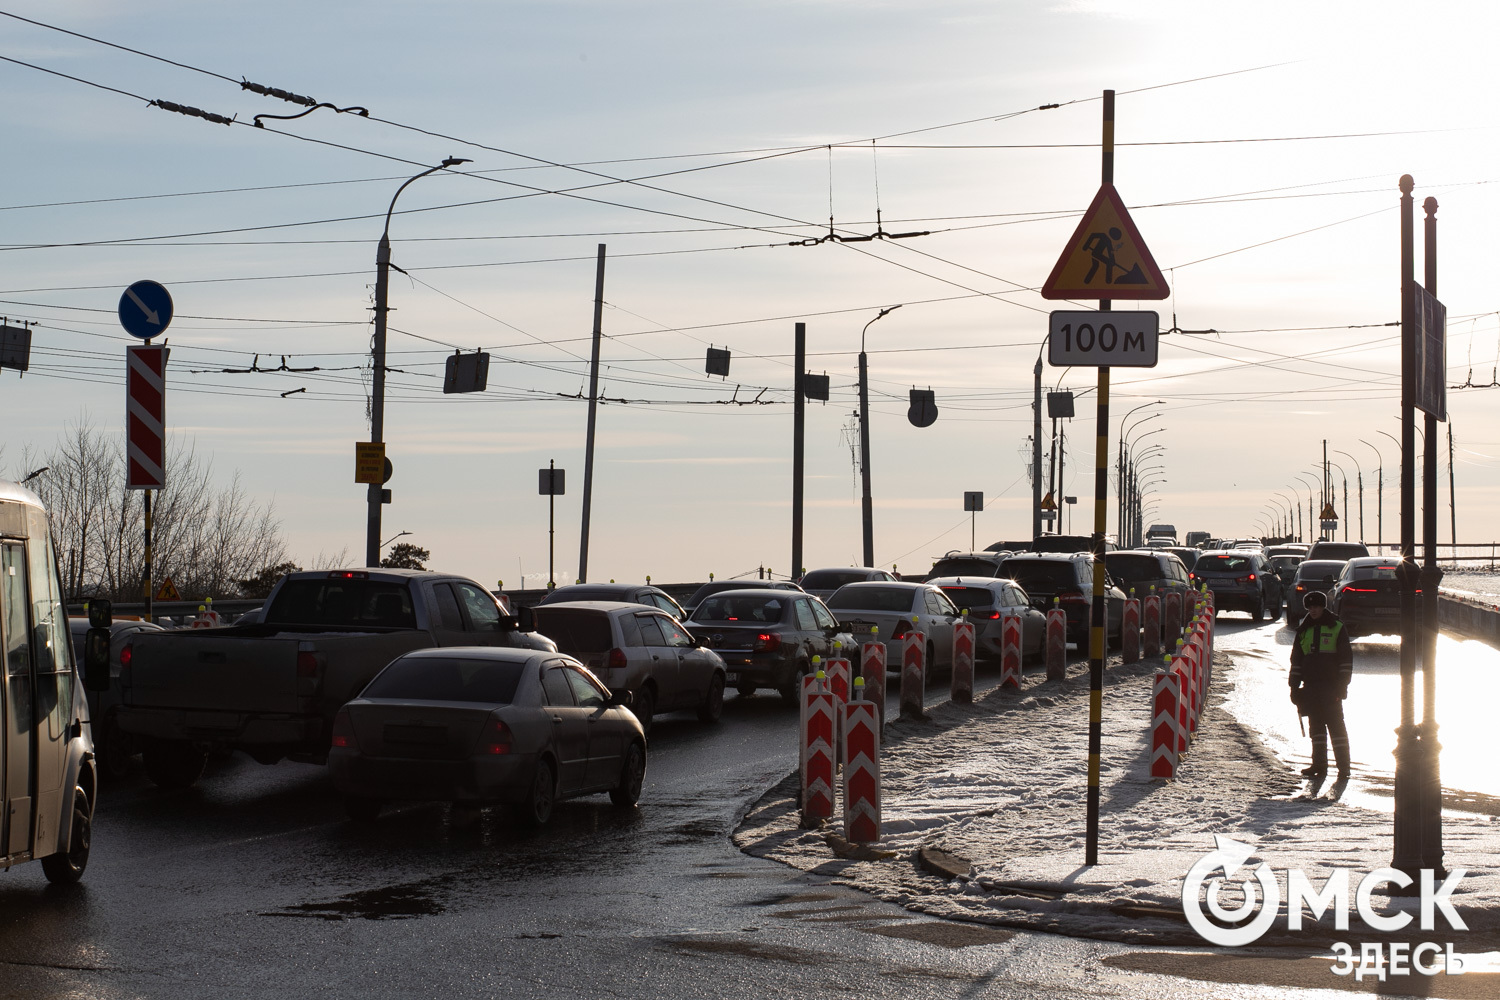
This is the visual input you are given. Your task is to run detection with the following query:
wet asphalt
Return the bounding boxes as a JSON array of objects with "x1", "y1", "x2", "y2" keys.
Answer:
[{"x1": 0, "y1": 658, "x2": 1346, "y2": 1000}]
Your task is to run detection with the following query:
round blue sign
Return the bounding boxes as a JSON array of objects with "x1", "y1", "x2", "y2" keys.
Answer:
[{"x1": 118, "y1": 280, "x2": 174, "y2": 340}]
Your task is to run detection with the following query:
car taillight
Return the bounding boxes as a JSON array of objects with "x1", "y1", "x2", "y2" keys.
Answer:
[
  {"x1": 1058, "y1": 589, "x2": 1088, "y2": 604},
  {"x1": 330, "y1": 709, "x2": 357, "y2": 749},
  {"x1": 891, "y1": 620, "x2": 911, "y2": 640},
  {"x1": 475, "y1": 717, "x2": 513, "y2": 755},
  {"x1": 752, "y1": 632, "x2": 781, "y2": 652},
  {"x1": 987, "y1": 611, "x2": 1002, "y2": 619},
  {"x1": 607, "y1": 647, "x2": 628, "y2": 669},
  {"x1": 1343, "y1": 586, "x2": 1378, "y2": 593},
  {"x1": 1247, "y1": 573, "x2": 1256, "y2": 581},
  {"x1": 297, "y1": 651, "x2": 319, "y2": 677},
  {"x1": 1295, "y1": 585, "x2": 1306, "y2": 592},
  {"x1": 120, "y1": 641, "x2": 133, "y2": 669}
]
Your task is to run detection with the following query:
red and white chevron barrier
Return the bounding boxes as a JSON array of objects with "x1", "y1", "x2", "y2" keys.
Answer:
[
  {"x1": 842, "y1": 699, "x2": 881, "y2": 843},
  {"x1": 1000, "y1": 614, "x2": 1022, "y2": 689},
  {"x1": 1121, "y1": 596, "x2": 1141, "y2": 663},
  {"x1": 900, "y1": 628, "x2": 925, "y2": 719},
  {"x1": 824, "y1": 654, "x2": 850, "y2": 760},
  {"x1": 1150, "y1": 665, "x2": 1181, "y2": 779},
  {"x1": 1045, "y1": 607, "x2": 1067, "y2": 680},
  {"x1": 126, "y1": 344, "x2": 169, "y2": 490},
  {"x1": 1142, "y1": 592, "x2": 1161, "y2": 659},
  {"x1": 860, "y1": 636, "x2": 886, "y2": 728},
  {"x1": 951, "y1": 619, "x2": 974, "y2": 703},
  {"x1": 800, "y1": 673, "x2": 835, "y2": 824},
  {"x1": 1163, "y1": 591, "x2": 1182, "y2": 649}
]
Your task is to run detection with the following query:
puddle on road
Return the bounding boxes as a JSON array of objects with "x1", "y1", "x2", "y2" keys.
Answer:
[{"x1": 260, "y1": 883, "x2": 446, "y2": 921}]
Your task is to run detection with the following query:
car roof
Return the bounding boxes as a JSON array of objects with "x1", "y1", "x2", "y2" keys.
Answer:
[
  {"x1": 548, "y1": 583, "x2": 652, "y2": 594},
  {"x1": 927, "y1": 576, "x2": 1010, "y2": 589},
  {"x1": 1295, "y1": 559, "x2": 1349, "y2": 573},
  {"x1": 694, "y1": 588, "x2": 805, "y2": 599},
  {"x1": 534, "y1": 600, "x2": 672, "y2": 615},
  {"x1": 395, "y1": 645, "x2": 552, "y2": 664},
  {"x1": 1003, "y1": 552, "x2": 1087, "y2": 562},
  {"x1": 834, "y1": 580, "x2": 928, "y2": 590},
  {"x1": 1343, "y1": 556, "x2": 1400, "y2": 567}
]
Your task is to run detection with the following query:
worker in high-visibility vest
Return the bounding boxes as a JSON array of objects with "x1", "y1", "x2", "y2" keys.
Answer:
[{"x1": 1288, "y1": 590, "x2": 1353, "y2": 781}]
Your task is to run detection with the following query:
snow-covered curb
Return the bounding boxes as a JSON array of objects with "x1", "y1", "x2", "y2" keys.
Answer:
[{"x1": 734, "y1": 654, "x2": 1500, "y2": 948}]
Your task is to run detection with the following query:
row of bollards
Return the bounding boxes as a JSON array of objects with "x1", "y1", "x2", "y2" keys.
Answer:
[{"x1": 1149, "y1": 588, "x2": 1216, "y2": 779}]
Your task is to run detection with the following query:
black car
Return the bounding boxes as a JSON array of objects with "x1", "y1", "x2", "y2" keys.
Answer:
[
  {"x1": 685, "y1": 589, "x2": 850, "y2": 703},
  {"x1": 1306, "y1": 541, "x2": 1370, "y2": 562},
  {"x1": 1030, "y1": 534, "x2": 1117, "y2": 555},
  {"x1": 1286, "y1": 559, "x2": 1348, "y2": 628},
  {"x1": 1190, "y1": 551, "x2": 1283, "y2": 621},
  {"x1": 1103, "y1": 550, "x2": 1194, "y2": 606},
  {"x1": 537, "y1": 583, "x2": 687, "y2": 621},
  {"x1": 1330, "y1": 557, "x2": 1406, "y2": 637},
  {"x1": 928, "y1": 550, "x2": 1012, "y2": 578},
  {"x1": 68, "y1": 616, "x2": 167, "y2": 778},
  {"x1": 999, "y1": 553, "x2": 1125, "y2": 645}
]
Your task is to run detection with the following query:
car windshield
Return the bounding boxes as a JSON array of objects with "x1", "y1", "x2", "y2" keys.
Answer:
[
  {"x1": 694, "y1": 596, "x2": 789, "y2": 623},
  {"x1": 826, "y1": 586, "x2": 914, "y2": 612},
  {"x1": 1195, "y1": 555, "x2": 1254, "y2": 573},
  {"x1": 930, "y1": 558, "x2": 1001, "y2": 577},
  {"x1": 363, "y1": 657, "x2": 523, "y2": 703},
  {"x1": 1000, "y1": 561, "x2": 1080, "y2": 589},
  {"x1": 800, "y1": 569, "x2": 873, "y2": 589},
  {"x1": 267, "y1": 578, "x2": 416, "y2": 628},
  {"x1": 531, "y1": 609, "x2": 614, "y2": 653},
  {"x1": 940, "y1": 586, "x2": 997, "y2": 610},
  {"x1": 1271, "y1": 556, "x2": 1302, "y2": 572},
  {"x1": 1105, "y1": 554, "x2": 1163, "y2": 583}
]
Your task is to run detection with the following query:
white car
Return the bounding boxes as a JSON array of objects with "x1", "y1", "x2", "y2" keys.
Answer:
[
  {"x1": 824, "y1": 581, "x2": 961, "y2": 676},
  {"x1": 798, "y1": 567, "x2": 898, "y2": 601},
  {"x1": 926, "y1": 576, "x2": 1046, "y2": 664}
]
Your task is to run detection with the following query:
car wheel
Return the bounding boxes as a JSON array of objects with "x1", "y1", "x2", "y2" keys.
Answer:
[
  {"x1": 98, "y1": 716, "x2": 134, "y2": 780},
  {"x1": 143, "y1": 741, "x2": 208, "y2": 790},
  {"x1": 697, "y1": 673, "x2": 725, "y2": 724},
  {"x1": 344, "y1": 795, "x2": 382, "y2": 823},
  {"x1": 519, "y1": 758, "x2": 556, "y2": 827},
  {"x1": 735, "y1": 683, "x2": 756, "y2": 699},
  {"x1": 609, "y1": 741, "x2": 647, "y2": 807},
  {"x1": 41, "y1": 787, "x2": 90, "y2": 885},
  {"x1": 1253, "y1": 600, "x2": 1265, "y2": 622},
  {"x1": 631, "y1": 686, "x2": 656, "y2": 736},
  {"x1": 1267, "y1": 597, "x2": 1282, "y2": 622},
  {"x1": 778, "y1": 663, "x2": 809, "y2": 705}
]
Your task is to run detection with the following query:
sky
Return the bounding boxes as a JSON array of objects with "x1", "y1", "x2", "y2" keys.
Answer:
[{"x1": 2, "y1": 1, "x2": 1498, "y2": 590}]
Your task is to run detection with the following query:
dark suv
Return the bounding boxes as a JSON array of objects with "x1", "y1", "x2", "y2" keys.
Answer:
[
  {"x1": 1306, "y1": 541, "x2": 1370, "y2": 562},
  {"x1": 1330, "y1": 557, "x2": 1404, "y2": 638},
  {"x1": 1190, "y1": 550, "x2": 1283, "y2": 621},
  {"x1": 1000, "y1": 552, "x2": 1125, "y2": 645},
  {"x1": 928, "y1": 550, "x2": 1012, "y2": 578},
  {"x1": 1286, "y1": 559, "x2": 1348, "y2": 628},
  {"x1": 1103, "y1": 550, "x2": 1194, "y2": 605}
]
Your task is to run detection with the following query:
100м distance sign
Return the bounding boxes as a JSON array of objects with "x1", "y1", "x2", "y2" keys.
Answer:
[{"x1": 1047, "y1": 311, "x2": 1158, "y2": 368}]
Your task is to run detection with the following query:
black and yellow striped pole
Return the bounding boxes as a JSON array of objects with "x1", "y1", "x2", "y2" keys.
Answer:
[{"x1": 1085, "y1": 90, "x2": 1115, "y2": 866}]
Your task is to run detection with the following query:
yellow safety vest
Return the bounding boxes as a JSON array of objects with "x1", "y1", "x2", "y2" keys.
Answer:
[{"x1": 1299, "y1": 620, "x2": 1343, "y2": 655}]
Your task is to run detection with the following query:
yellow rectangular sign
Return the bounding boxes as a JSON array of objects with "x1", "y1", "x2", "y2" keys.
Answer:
[{"x1": 354, "y1": 442, "x2": 386, "y2": 484}]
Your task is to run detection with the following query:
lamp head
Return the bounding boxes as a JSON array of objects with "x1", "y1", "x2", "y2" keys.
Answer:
[{"x1": 441, "y1": 157, "x2": 472, "y2": 168}]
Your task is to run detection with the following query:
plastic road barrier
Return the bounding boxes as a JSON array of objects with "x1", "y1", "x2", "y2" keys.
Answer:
[
  {"x1": 825, "y1": 655, "x2": 850, "y2": 761},
  {"x1": 1000, "y1": 615, "x2": 1023, "y2": 689},
  {"x1": 900, "y1": 629, "x2": 925, "y2": 720},
  {"x1": 951, "y1": 619, "x2": 974, "y2": 704},
  {"x1": 1164, "y1": 590, "x2": 1182, "y2": 648},
  {"x1": 1150, "y1": 666, "x2": 1181, "y2": 779},
  {"x1": 800, "y1": 673, "x2": 835, "y2": 825},
  {"x1": 860, "y1": 636, "x2": 886, "y2": 728},
  {"x1": 1121, "y1": 597, "x2": 1141, "y2": 663},
  {"x1": 1143, "y1": 592, "x2": 1162, "y2": 659},
  {"x1": 842, "y1": 698, "x2": 881, "y2": 843},
  {"x1": 1045, "y1": 607, "x2": 1067, "y2": 680}
]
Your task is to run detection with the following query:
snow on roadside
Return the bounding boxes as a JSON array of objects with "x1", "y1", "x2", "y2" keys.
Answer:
[{"x1": 734, "y1": 653, "x2": 1500, "y2": 949}]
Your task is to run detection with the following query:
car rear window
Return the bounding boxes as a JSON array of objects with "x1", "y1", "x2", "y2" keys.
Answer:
[
  {"x1": 1350, "y1": 563, "x2": 1401, "y2": 580},
  {"x1": 929, "y1": 558, "x2": 1002, "y2": 577},
  {"x1": 1105, "y1": 555, "x2": 1163, "y2": 583},
  {"x1": 694, "y1": 596, "x2": 788, "y2": 623},
  {"x1": 940, "y1": 586, "x2": 996, "y2": 610},
  {"x1": 826, "y1": 586, "x2": 914, "y2": 612},
  {"x1": 1194, "y1": 555, "x2": 1254, "y2": 573},
  {"x1": 1000, "y1": 560, "x2": 1080, "y2": 589},
  {"x1": 267, "y1": 578, "x2": 416, "y2": 629},
  {"x1": 1295, "y1": 561, "x2": 1348, "y2": 581},
  {"x1": 531, "y1": 609, "x2": 614, "y2": 653},
  {"x1": 1308, "y1": 544, "x2": 1368, "y2": 561},
  {"x1": 363, "y1": 657, "x2": 523, "y2": 703},
  {"x1": 800, "y1": 570, "x2": 872, "y2": 590}
]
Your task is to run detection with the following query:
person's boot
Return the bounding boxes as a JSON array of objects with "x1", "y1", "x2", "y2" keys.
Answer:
[{"x1": 1333, "y1": 734, "x2": 1351, "y2": 779}]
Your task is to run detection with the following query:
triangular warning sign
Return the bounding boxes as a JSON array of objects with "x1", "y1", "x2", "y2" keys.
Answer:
[
  {"x1": 1040, "y1": 184, "x2": 1170, "y2": 300},
  {"x1": 1040, "y1": 492, "x2": 1058, "y2": 511},
  {"x1": 155, "y1": 577, "x2": 182, "y2": 602},
  {"x1": 1319, "y1": 503, "x2": 1338, "y2": 521}
]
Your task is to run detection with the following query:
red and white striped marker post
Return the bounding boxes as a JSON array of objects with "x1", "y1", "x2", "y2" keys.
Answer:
[
  {"x1": 825, "y1": 653, "x2": 850, "y2": 762},
  {"x1": 950, "y1": 616, "x2": 974, "y2": 704},
  {"x1": 1163, "y1": 590, "x2": 1183, "y2": 648},
  {"x1": 860, "y1": 631, "x2": 886, "y2": 728},
  {"x1": 1150, "y1": 663, "x2": 1181, "y2": 779},
  {"x1": 1142, "y1": 591, "x2": 1162, "y2": 659},
  {"x1": 1045, "y1": 606, "x2": 1067, "y2": 681},
  {"x1": 126, "y1": 344, "x2": 168, "y2": 491},
  {"x1": 1121, "y1": 595, "x2": 1141, "y2": 663},
  {"x1": 842, "y1": 687, "x2": 881, "y2": 844},
  {"x1": 1000, "y1": 614, "x2": 1023, "y2": 689},
  {"x1": 1182, "y1": 640, "x2": 1200, "y2": 734},
  {"x1": 800, "y1": 673, "x2": 835, "y2": 825},
  {"x1": 899, "y1": 626, "x2": 925, "y2": 720},
  {"x1": 1172, "y1": 647, "x2": 1191, "y2": 754}
]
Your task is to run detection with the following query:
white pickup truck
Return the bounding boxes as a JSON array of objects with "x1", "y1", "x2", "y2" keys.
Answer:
[{"x1": 115, "y1": 568, "x2": 554, "y2": 788}]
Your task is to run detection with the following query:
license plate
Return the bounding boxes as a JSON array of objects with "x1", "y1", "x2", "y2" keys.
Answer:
[{"x1": 384, "y1": 724, "x2": 446, "y2": 745}]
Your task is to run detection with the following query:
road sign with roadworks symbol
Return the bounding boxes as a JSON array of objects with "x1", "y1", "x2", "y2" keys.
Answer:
[
  {"x1": 1048, "y1": 311, "x2": 1159, "y2": 367},
  {"x1": 1040, "y1": 184, "x2": 1170, "y2": 300}
]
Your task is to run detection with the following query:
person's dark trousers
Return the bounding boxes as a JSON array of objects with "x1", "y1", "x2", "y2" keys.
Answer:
[{"x1": 1305, "y1": 689, "x2": 1350, "y2": 777}]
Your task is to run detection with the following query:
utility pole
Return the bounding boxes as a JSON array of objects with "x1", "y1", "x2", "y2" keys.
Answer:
[
  {"x1": 1448, "y1": 424, "x2": 1457, "y2": 547},
  {"x1": 1032, "y1": 358, "x2": 1043, "y2": 542},
  {"x1": 792, "y1": 322, "x2": 806, "y2": 580},
  {"x1": 858, "y1": 306, "x2": 899, "y2": 566},
  {"x1": 1417, "y1": 195, "x2": 1444, "y2": 875},
  {"x1": 1393, "y1": 175, "x2": 1422, "y2": 879},
  {"x1": 578, "y1": 245, "x2": 606, "y2": 584}
]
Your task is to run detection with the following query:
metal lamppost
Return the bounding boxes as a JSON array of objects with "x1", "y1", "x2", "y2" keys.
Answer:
[
  {"x1": 1328, "y1": 460, "x2": 1350, "y2": 542},
  {"x1": 1121, "y1": 416, "x2": 1161, "y2": 545},
  {"x1": 1117, "y1": 401, "x2": 1162, "y2": 541},
  {"x1": 1335, "y1": 449, "x2": 1364, "y2": 543},
  {"x1": 1379, "y1": 428, "x2": 1403, "y2": 555},
  {"x1": 366, "y1": 156, "x2": 472, "y2": 567},
  {"x1": 1295, "y1": 473, "x2": 1321, "y2": 542},
  {"x1": 1275, "y1": 491, "x2": 1297, "y2": 541},
  {"x1": 1361, "y1": 439, "x2": 1386, "y2": 553},
  {"x1": 858, "y1": 305, "x2": 901, "y2": 567}
]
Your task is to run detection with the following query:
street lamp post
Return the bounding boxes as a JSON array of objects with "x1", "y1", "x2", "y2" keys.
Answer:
[
  {"x1": 1117, "y1": 401, "x2": 1162, "y2": 544},
  {"x1": 1328, "y1": 460, "x2": 1350, "y2": 542},
  {"x1": 1379, "y1": 429, "x2": 1402, "y2": 555},
  {"x1": 366, "y1": 156, "x2": 471, "y2": 567},
  {"x1": 1362, "y1": 439, "x2": 1385, "y2": 553},
  {"x1": 858, "y1": 305, "x2": 901, "y2": 567},
  {"x1": 1295, "y1": 473, "x2": 1320, "y2": 542},
  {"x1": 1335, "y1": 449, "x2": 1364, "y2": 543}
]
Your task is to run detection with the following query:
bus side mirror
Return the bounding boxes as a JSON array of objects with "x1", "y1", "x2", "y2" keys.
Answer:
[
  {"x1": 88, "y1": 599, "x2": 113, "y2": 629},
  {"x1": 84, "y1": 628, "x2": 112, "y2": 692}
]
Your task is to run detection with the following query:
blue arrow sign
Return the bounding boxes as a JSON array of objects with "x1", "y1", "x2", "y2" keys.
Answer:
[{"x1": 118, "y1": 280, "x2": 174, "y2": 340}]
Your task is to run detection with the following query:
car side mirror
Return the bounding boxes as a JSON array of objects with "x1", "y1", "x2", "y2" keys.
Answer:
[
  {"x1": 514, "y1": 606, "x2": 535, "y2": 632},
  {"x1": 84, "y1": 627, "x2": 112, "y2": 692},
  {"x1": 88, "y1": 598, "x2": 113, "y2": 629},
  {"x1": 498, "y1": 614, "x2": 519, "y2": 632},
  {"x1": 607, "y1": 688, "x2": 634, "y2": 708}
]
